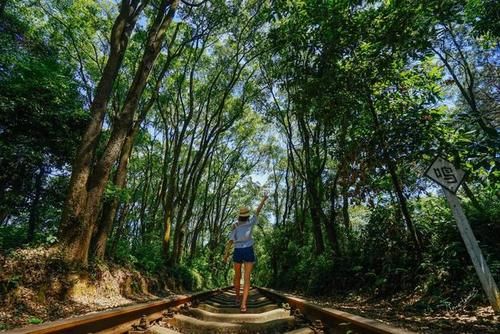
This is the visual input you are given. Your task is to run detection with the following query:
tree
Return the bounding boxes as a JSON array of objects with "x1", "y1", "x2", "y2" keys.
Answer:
[
  {"x1": 59, "y1": 0, "x2": 180, "y2": 266},
  {"x1": 0, "y1": 8, "x2": 86, "y2": 240}
]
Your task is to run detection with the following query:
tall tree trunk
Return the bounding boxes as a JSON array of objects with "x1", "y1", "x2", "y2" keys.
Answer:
[
  {"x1": 320, "y1": 181, "x2": 339, "y2": 254},
  {"x1": 461, "y1": 182, "x2": 483, "y2": 211},
  {"x1": 282, "y1": 159, "x2": 291, "y2": 224},
  {"x1": 341, "y1": 182, "x2": 350, "y2": 231},
  {"x1": 189, "y1": 222, "x2": 202, "y2": 259},
  {"x1": 306, "y1": 181, "x2": 325, "y2": 255},
  {"x1": 59, "y1": 0, "x2": 146, "y2": 261},
  {"x1": 139, "y1": 144, "x2": 154, "y2": 246},
  {"x1": 162, "y1": 163, "x2": 179, "y2": 259},
  {"x1": 327, "y1": 172, "x2": 341, "y2": 255},
  {"x1": 170, "y1": 201, "x2": 187, "y2": 265},
  {"x1": 367, "y1": 94, "x2": 422, "y2": 252},
  {"x1": 108, "y1": 203, "x2": 130, "y2": 258},
  {"x1": 0, "y1": 211, "x2": 8, "y2": 226},
  {"x1": 92, "y1": 125, "x2": 138, "y2": 260},
  {"x1": 171, "y1": 148, "x2": 213, "y2": 264},
  {"x1": 385, "y1": 158, "x2": 421, "y2": 251},
  {"x1": 173, "y1": 228, "x2": 185, "y2": 264},
  {"x1": 296, "y1": 180, "x2": 305, "y2": 236},
  {"x1": 189, "y1": 160, "x2": 213, "y2": 260},
  {"x1": 451, "y1": 155, "x2": 483, "y2": 212},
  {"x1": 162, "y1": 114, "x2": 186, "y2": 260},
  {"x1": 309, "y1": 204, "x2": 325, "y2": 255},
  {"x1": 27, "y1": 165, "x2": 45, "y2": 243},
  {"x1": 91, "y1": 68, "x2": 166, "y2": 260},
  {"x1": 60, "y1": 0, "x2": 179, "y2": 265},
  {"x1": 162, "y1": 210, "x2": 173, "y2": 258}
]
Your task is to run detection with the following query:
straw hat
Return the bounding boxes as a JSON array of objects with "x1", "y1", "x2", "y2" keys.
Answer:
[{"x1": 238, "y1": 207, "x2": 250, "y2": 218}]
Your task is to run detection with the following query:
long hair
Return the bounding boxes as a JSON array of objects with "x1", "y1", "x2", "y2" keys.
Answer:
[{"x1": 238, "y1": 215, "x2": 249, "y2": 222}]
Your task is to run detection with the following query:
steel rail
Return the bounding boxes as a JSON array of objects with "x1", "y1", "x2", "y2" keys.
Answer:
[
  {"x1": 257, "y1": 287, "x2": 416, "y2": 334},
  {"x1": 5, "y1": 288, "x2": 226, "y2": 334},
  {"x1": 6, "y1": 286, "x2": 417, "y2": 334}
]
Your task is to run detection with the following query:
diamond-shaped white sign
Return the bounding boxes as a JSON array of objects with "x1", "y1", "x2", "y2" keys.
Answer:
[{"x1": 425, "y1": 156, "x2": 465, "y2": 193}]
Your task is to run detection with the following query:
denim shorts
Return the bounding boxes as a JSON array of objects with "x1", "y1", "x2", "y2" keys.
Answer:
[{"x1": 233, "y1": 246, "x2": 256, "y2": 263}]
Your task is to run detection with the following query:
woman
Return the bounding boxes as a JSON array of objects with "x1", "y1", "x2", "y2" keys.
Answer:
[{"x1": 223, "y1": 194, "x2": 268, "y2": 312}]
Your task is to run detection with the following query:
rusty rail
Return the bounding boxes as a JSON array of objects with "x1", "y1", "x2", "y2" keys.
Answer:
[
  {"x1": 6, "y1": 286, "x2": 417, "y2": 334},
  {"x1": 5, "y1": 288, "x2": 226, "y2": 334},
  {"x1": 257, "y1": 287, "x2": 416, "y2": 334}
]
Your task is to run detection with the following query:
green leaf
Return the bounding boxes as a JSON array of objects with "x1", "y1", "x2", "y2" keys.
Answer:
[{"x1": 28, "y1": 317, "x2": 43, "y2": 325}]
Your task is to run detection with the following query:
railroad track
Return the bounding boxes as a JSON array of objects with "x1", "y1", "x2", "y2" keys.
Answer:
[{"x1": 6, "y1": 287, "x2": 415, "y2": 334}]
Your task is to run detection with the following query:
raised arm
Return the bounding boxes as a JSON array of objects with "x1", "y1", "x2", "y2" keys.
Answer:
[{"x1": 255, "y1": 193, "x2": 269, "y2": 217}]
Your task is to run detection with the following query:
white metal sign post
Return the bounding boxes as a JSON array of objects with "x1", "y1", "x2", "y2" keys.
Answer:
[{"x1": 425, "y1": 157, "x2": 500, "y2": 313}]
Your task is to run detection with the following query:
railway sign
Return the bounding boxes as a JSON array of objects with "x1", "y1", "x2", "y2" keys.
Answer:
[
  {"x1": 424, "y1": 156, "x2": 465, "y2": 193},
  {"x1": 424, "y1": 156, "x2": 500, "y2": 313}
]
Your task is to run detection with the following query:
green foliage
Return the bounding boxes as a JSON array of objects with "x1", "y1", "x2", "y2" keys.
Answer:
[
  {"x1": 104, "y1": 184, "x2": 132, "y2": 202},
  {"x1": 167, "y1": 265, "x2": 203, "y2": 292},
  {"x1": 185, "y1": 253, "x2": 230, "y2": 290},
  {"x1": 465, "y1": 0, "x2": 500, "y2": 39},
  {"x1": 133, "y1": 235, "x2": 164, "y2": 273},
  {"x1": 0, "y1": 6, "x2": 87, "y2": 250},
  {"x1": 112, "y1": 239, "x2": 139, "y2": 267},
  {"x1": 257, "y1": 186, "x2": 499, "y2": 309},
  {"x1": 45, "y1": 234, "x2": 58, "y2": 245},
  {"x1": 412, "y1": 192, "x2": 499, "y2": 308},
  {"x1": 28, "y1": 317, "x2": 43, "y2": 325},
  {"x1": 0, "y1": 225, "x2": 27, "y2": 251}
]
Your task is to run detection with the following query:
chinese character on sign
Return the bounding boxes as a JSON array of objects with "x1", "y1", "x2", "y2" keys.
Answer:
[
  {"x1": 433, "y1": 167, "x2": 458, "y2": 183},
  {"x1": 425, "y1": 157, "x2": 465, "y2": 193}
]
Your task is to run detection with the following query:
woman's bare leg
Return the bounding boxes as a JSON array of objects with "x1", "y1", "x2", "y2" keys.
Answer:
[
  {"x1": 241, "y1": 262, "x2": 254, "y2": 310},
  {"x1": 233, "y1": 262, "x2": 242, "y2": 299}
]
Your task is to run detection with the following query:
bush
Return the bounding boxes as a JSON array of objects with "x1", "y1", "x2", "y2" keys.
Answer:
[
  {"x1": 0, "y1": 225, "x2": 27, "y2": 252},
  {"x1": 168, "y1": 265, "x2": 203, "y2": 291}
]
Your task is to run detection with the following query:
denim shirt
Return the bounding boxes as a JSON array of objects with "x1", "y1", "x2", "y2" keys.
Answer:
[{"x1": 229, "y1": 215, "x2": 257, "y2": 248}]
